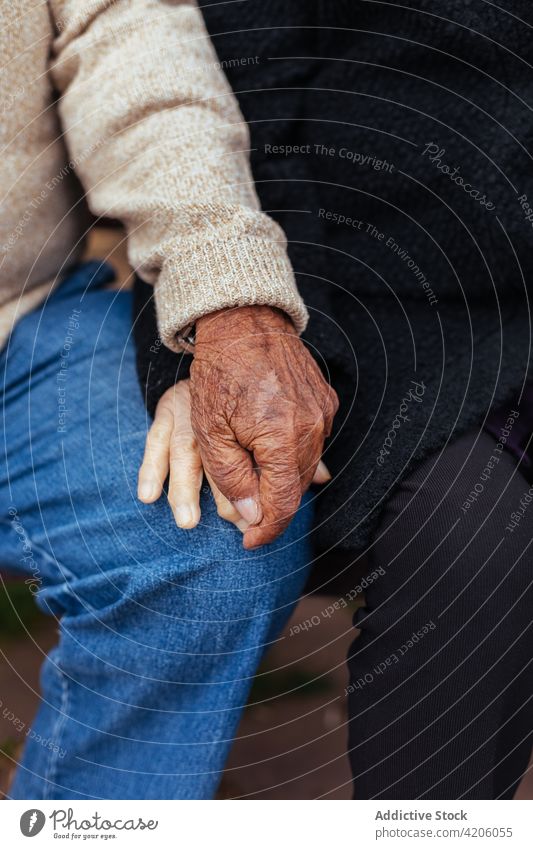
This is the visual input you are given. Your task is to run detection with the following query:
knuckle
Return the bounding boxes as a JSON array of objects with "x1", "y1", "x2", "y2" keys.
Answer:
[
  {"x1": 170, "y1": 434, "x2": 199, "y2": 458},
  {"x1": 157, "y1": 394, "x2": 176, "y2": 416},
  {"x1": 166, "y1": 493, "x2": 179, "y2": 511},
  {"x1": 170, "y1": 464, "x2": 197, "y2": 486},
  {"x1": 217, "y1": 502, "x2": 238, "y2": 522},
  {"x1": 168, "y1": 491, "x2": 197, "y2": 513},
  {"x1": 304, "y1": 408, "x2": 326, "y2": 435}
]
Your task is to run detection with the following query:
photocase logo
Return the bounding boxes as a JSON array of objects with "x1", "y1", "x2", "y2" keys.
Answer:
[{"x1": 20, "y1": 809, "x2": 46, "y2": 837}]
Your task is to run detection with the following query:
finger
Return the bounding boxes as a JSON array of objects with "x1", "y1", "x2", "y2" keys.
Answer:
[
  {"x1": 138, "y1": 405, "x2": 173, "y2": 502},
  {"x1": 168, "y1": 427, "x2": 204, "y2": 529},
  {"x1": 243, "y1": 443, "x2": 302, "y2": 549},
  {"x1": 296, "y1": 416, "x2": 328, "y2": 491},
  {"x1": 204, "y1": 470, "x2": 250, "y2": 532},
  {"x1": 193, "y1": 426, "x2": 263, "y2": 526},
  {"x1": 312, "y1": 459, "x2": 332, "y2": 484}
]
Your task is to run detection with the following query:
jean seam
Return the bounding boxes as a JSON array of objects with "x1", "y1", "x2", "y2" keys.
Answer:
[{"x1": 42, "y1": 658, "x2": 70, "y2": 800}]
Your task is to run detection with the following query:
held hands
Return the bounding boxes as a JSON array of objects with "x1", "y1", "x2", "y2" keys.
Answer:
[
  {"x1": 138, "y1": 306, "x2": 338, "y2": 548},
  {"x1": 190, "y1": 306, "x2": 338, "y2": 549}
]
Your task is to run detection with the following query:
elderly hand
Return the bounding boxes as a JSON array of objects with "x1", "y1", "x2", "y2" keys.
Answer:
[
  {"x1": 137, "y1": 379, "x2": 250, "y2": 532},
  {"x1": 190, "y1": 305, "x2": 338, "y2": 549}
]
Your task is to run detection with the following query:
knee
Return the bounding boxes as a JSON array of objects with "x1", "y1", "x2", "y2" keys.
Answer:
[{"x1": 57, "y1": 492, "x2": 314, "y2": 646}]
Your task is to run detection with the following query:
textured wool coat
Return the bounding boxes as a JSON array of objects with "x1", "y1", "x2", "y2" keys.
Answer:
[{"x1": 134, "y1": 0, "x2": 533, "y2": 552}]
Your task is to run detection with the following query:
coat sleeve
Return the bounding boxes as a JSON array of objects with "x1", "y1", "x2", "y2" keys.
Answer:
[{"x1": 47, "y1": 0, "x2": 308, "y2": 351}]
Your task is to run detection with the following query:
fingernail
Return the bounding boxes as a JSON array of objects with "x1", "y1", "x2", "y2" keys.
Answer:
[
  {"x1": 138, "y1": 481, "x2": 157, "y2": 501},
  {"x1": 174, "y1": 505, "x2": 194, "y2": 528},
  {"x1": 235, "y1": 497, "x2": 260, "y2": 524},
  {"x1": 236, "y1": 519, "x2": 249, "y2": 533}
]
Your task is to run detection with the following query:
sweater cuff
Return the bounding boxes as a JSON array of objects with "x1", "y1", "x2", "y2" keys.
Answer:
[{"x1": 153, "y1": 236, "x2": 309, "y2": 353}]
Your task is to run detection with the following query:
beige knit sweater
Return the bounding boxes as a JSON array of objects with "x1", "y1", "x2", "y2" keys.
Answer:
[{"x1": 0, "y1": 0, "x2": 308, "y2": 351}]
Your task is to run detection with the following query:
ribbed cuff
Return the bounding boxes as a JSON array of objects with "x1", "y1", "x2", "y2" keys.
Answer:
[{"x1": 154, "y1": 235, "x2": 309, "y2": 353}]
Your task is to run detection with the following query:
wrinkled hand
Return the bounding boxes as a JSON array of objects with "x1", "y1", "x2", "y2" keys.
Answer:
[
  {"x1": 137, "y1": 379, "x2": 250, "y2": 532},
  {"x1": 190, "y1": 305, "x2": 339, "y2": 549}
]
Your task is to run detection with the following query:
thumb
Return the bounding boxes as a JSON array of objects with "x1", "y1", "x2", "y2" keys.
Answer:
[{"x1": 200, "y1": 437, "x2": 262, "y2": 525}]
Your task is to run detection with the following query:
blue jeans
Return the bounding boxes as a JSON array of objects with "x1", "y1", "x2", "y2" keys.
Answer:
[{"x1": 0, "y1": 262, "x2": 313, "y2": 800}]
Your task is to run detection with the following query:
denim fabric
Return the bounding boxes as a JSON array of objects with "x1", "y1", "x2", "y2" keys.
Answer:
[{"x1": 0, "y1": 262, "x2": 313, "y2": 800}]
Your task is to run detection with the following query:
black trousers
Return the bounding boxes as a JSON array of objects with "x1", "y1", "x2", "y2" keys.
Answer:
[{"x1": 348, "y1": 431, "x2": 533, "y2": 799}]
